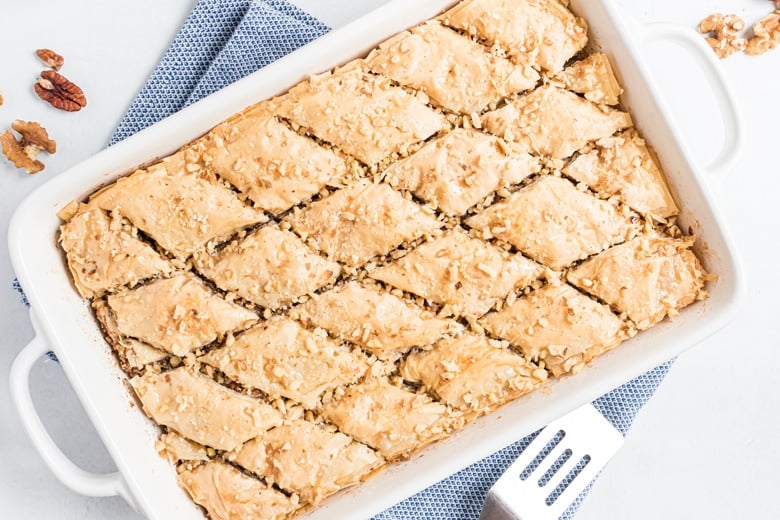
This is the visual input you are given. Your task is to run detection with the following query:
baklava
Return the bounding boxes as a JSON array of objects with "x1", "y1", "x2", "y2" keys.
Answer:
[{"x1": 57, "y1": 0, "x2": 710, "y2": 518}]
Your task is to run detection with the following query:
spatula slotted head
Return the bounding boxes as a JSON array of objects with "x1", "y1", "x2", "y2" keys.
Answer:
[{"x1": 479, "y1": 405, "x2": 624, "y2": 520}]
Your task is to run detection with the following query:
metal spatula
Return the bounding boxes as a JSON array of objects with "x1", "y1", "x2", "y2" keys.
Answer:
[{"x1": 479, "y1": 404, "x2": 624, "y2": 520}]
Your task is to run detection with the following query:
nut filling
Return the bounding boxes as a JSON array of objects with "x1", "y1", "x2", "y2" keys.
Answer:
[{"x1": 56, "y1": 1, "x2": 712, "y2": 519}]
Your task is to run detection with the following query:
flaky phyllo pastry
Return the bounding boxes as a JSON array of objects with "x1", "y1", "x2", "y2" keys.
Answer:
[{"x1": 57, "y1": 0, "x2": 710, "y2": 518}]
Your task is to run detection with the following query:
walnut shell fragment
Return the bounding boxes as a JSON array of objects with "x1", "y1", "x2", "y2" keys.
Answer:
[
  {"x1": 36, "y1": 48, "x2": 64, "y2": 71},
  {"x1": 35, "y1": 70, "x2": 87, "y2": 112},
  {"x1": 745, "y1": 10, "x2": 780, "y2": 56},
  {"x1": 0, "y1": 120, "x2": 57, "y2": 174}
]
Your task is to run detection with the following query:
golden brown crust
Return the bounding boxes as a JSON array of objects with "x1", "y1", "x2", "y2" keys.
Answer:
[
  {"x1": 567, "y1": 234, "x2": 708, "y2": 329},
  {"x1": 106, "y1": 273, "x2": 258, "y2": 356},
  {"x1": 563, "y1": 129, "x2": 678, "y2": 219},
  {"x1": 93, "y1": 300, "x2": 168, "y2": 372},
  {"x1": 382, "y1": 128, "x2": 540, "y2": 215},
  {"x1": 322, "y1": 378, "x2": 459, "y2": 460},
  {"x1": 200, "y1": 317, "x2": 369, "y2": 409},
  {"x1": 371, "y1": 230, "x2": 543, "y2": 318},
  {"x1": 440, "y1": 0, "x2": 589, "y2": 72},
  {"x1": 156, "y1": 431, "x2": 210, "y2": 464},
  {"x1": 400, "y1": 333, "x2": 547, "y2": 411},
  {"x1": 194, "y1": 225, "x2": 341, "y2": 309},
  {"x1": 287, "y1": 179, "x2": 443, "y2": 267},
  {"x1": 131, "y1": 367, "x2": 282, "y2": 451},
  {"x1": 554, "y1": 53, "x2": 623, "y2": 106},
  {"x1": 179, "y1": 461, "x2": 300, "y2": 520},
  {"x1": 231, "y1": 419, "x2": 384, "y2": 505},
  {"x1": 290, "y1": 281, "x2": 463, "y2": 360},
  {"x1": 59, "y1": 207, "x2": 174, "y2": 298},
  {"x1": 88, "y1": 150, "x2": 266, "y2": 259},
  {"x1": 466, "y1": 176, "x2": 639, "y2": 270},
  {"x1": 276, "y1": 61, "x2": 445, "y2": 166},
  {"x1": 482, "y1": 84, "x2": 632, "y2": 159},
  {"x1": 367, "y1": 21, "x2": 538, "y2": 113},
  {"x1": 481, "y1": 282, "x2": 630, "y2": 376},
  {"x1": 203, "y1": 108, "x2": 349, "y2": 214}
]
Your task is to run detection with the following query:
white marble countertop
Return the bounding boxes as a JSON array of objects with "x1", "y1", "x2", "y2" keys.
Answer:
[{"x1": 1, "y1": 1, "x2": 777, "y2": 519}]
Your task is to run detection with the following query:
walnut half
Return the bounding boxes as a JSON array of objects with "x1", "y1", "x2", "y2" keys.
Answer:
[
  {"x1": 0, "y1": 120, "x2": 57, "y2": 174},
  {"x1": 698, "y1": 13, "x2": 747, "y2": 59},
  {"x1": 745, "y1": 10, "x2": 780, "y2": 56}
]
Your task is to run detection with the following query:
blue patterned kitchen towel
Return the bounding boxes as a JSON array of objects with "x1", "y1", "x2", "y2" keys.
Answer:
[{"x1": 14, "y1": 0, "x2": 674, "y2": 517}]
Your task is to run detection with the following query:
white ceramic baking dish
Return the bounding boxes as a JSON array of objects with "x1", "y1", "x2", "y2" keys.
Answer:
[{"x1": 8, "y1": 0, "x2": 745, "y2": 518}]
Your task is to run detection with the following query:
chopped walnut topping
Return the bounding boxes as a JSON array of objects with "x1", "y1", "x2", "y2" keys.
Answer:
[
  {"x1": 698, "y1": 13, "x2": 747, "y2": 59},
  {"x1": 745, "y1": 10, "x2": 780, "y2": 56},
  {"x1": 366, "y1": 20, "x2": 538, "y2": 114},
  {"x1": 0, "y1": 91, "x2": 4, "y2": 106},
  {"x1": 440, "y1": 0, "x2": 588, "y2": 72},
  {"x1": 0, "y1": 120, "x2": 56, "y2": 174},
  {"x1": 322, "y1": 377, "x2": 458, "y2": 460},
  {"x1": 36, "y1": 48, "x2": 64, "y2": 70},
  {"x1": 179, "y1": 461, "x2": 300, "y2": 519},
  {"x1": 53, "y1": 0, "x2": 715, "y2": 515},
  {"x1": 554, "y1": 53, "x2": 623, "y2": 106},
  {"x1": 482, "y1": 84, "x2": 632, "y2": 159},
  {"x1": 231, "y1": 419, "x2": 384, "y2": 505}
]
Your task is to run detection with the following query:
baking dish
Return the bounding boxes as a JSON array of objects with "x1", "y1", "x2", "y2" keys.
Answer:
[{"x1": 8, "y1": 0, "x2": 744, "y2": 518}]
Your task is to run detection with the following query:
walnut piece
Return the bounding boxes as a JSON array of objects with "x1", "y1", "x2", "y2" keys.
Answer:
[
  {"x1": 745, "y1": 10, "x2": 780, "y2": 56},
  {"x1": 0, "y1": 91, "x2": 4, "y2": 106},
  {"x1": 36, "y1": 48, "x2": 64, "y2": 70},
  {"x1": 0, "y1": 120, "x2": 57, "y2": 174},
  {"x1": 698, "y1": 13, "x2": 747, "y2": 58},
  {"x1": 34, "y1": 70, "x2": 87, "y2": 111}
]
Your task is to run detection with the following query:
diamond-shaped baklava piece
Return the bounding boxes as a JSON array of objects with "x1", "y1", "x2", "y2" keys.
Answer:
[
  {"x1": 381, "y1": 128, "x2": 540, "y2": 215},
  {"x1": 179, "y1": 461, "x2": 299, "y2": 520},
  {"x1": 131, "y1": 367, "x2": 282, "y2": 451},
  {"x1": 440, "y1": 0, "x2": 588, "y2": 72},
  {"x1": 89, "y1": 151, "x2": 265, "y2": 259},
  {"x1": 367, "y1": 21, "x2": 538, "y2": 114},
  {"x1": 288, "y1": 179, "x2": 442, "y2": 267},
  {"x1": 481, "y1": 282, "x2": 629, "y2": 376},
  {"x1": 371, "y1": 230, "x2": 542, "y2": 318},
  {"x1": 563, "y1": 129, "x2": 678, "y2": 219},
  {"x1": 203, "y1": 106, "x2": 349, "y2": 215},
  {"x1": 466, "y1": 176, "x2": 638, "y2": 270},
  {"x1": 156, "y1": 431, "x2": 210, "y2": 464},
  {"x1": 482, "y1": 84, "x2": 632, "y2": 159},
  {"x1": 290, "y1": 281, "x2": 463, "y2": 360},
  {"x1": 200, "y1": 317, "x2": 369, "y2": 409},
  {"x1": 232, "y1": 419, "x2": 384, "y2": 505},
  {"x1": 401, "y1": 333, "x2": 547, "y2": 411},
  {"x1": 277, "y1": 62, "x2": 445, "y2": 166},
  {"x1": 59, "y1": 207, "x2": 174, "y2": 298},
  {"x1": 554, "y1": 53, "x2": 623, "y2": 106},
  {"x1": 94, "y1": 300, "x2": 168, "y2": 370},
  {"x1": 106, "y1": 273, "x2": 258, "y2": 357},
  {"x1": 322, "y1": 378, "x2": 457, "y2": 460},
  {"x1": 194, "y1": 225, "x2": 340, "y2": 310},
  {"x1": 567, "y1": 235, "x2": 708, "y2": 329}
]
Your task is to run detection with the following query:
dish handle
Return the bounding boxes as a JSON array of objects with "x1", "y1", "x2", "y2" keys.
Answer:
[
  {"x1": 9, "y1": 311, "x2": 138, "y2": 511},
  {"x1": 640, "y1": 22, "x2": 744, "y2": 183}
]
